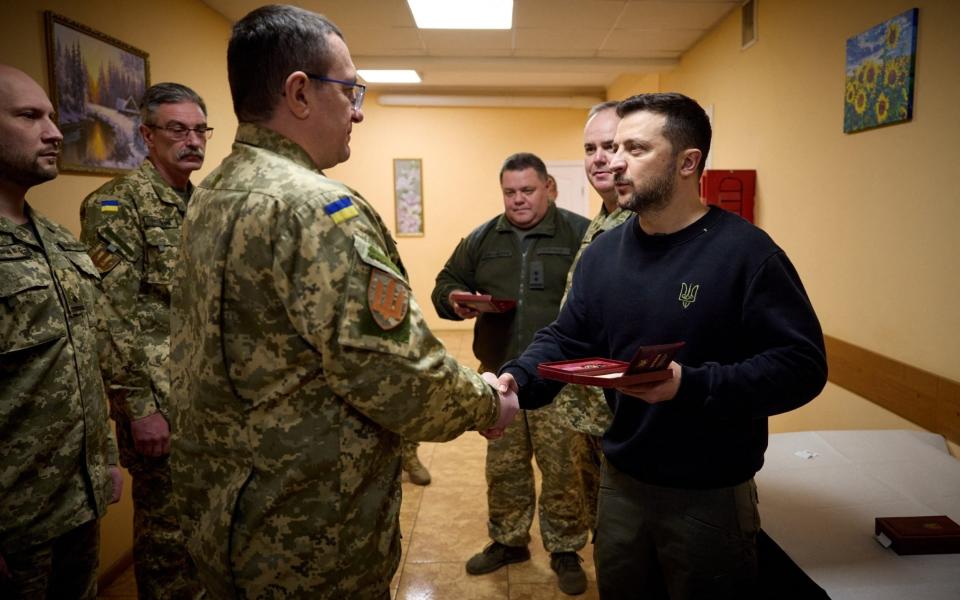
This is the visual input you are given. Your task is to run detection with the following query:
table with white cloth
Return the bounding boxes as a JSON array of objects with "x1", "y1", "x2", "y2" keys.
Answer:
[{"x1": 756, "y1": 430, "x2": 960, "y2": 599}]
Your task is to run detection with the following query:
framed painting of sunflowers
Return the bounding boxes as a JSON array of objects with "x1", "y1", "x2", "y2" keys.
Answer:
[{"x1": 843, "y1": 8, "x2": 918, "y2": 133}]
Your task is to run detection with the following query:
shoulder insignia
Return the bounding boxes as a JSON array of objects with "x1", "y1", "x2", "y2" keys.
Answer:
[
  {"x1": 367, "y1": 269, "x2": 409, "y2": 330},
  {"x1": 88, "y1": 243, "x2": 121, "y2": 274},
  {"x1": 324, "y1": 196, "x2": 359, "y2": 224},
  {"x1": 100, "y1": 199, "x2": 120, "y2": 214}
]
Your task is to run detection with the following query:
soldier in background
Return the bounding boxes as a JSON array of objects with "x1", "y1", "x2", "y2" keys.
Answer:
[
  {"x1": 79, "y1": 82, "x2": 206, "y2": 599},
  {"x1": 167, "y1": 6, "x2": 517, "y2": 598},
  {"x1": 552, "y1": 101, "x2": 631, "y2": 530},
  {"x1": 432, "y1": 153, "x2": 592, "y2": 596},
  {"x1": 0, "y1": 64, "x2": 121, "y2": 599}
]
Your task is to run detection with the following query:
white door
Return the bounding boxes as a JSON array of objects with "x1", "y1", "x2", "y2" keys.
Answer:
[{"x1": 545, "y1": 161, "x2": 589, "y2": 218}]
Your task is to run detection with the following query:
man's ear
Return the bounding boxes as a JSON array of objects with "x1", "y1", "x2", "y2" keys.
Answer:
[
  {"x1": 281, "y1": 71, "x2": 312, "y2": 120},
  {"x1": 139, "y1": 123, "x2": 155, "y2": 150},
  {"x1": 678, "y1": 149, "x2": 703, "y2": 179}
]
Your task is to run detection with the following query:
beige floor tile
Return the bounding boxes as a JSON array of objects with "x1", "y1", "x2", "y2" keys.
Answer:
[
  {"x1": 396, "y1": 561, "x2": 508, "y2": 600},
  {"x1": 509, "y1": 581, "x2": 601, "y2": 600},
  {"x1": 406, "y1": 484, "x2": 492, "y2": 564}
]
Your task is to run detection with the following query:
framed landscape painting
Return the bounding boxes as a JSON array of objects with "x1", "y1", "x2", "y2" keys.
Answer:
[
  {"x1": 45, "y1": 11, "x2": 150, "y2": 175},
  {"x1": 843, "y1": 8, "x2": 918, "y2": 134},
  {"x1": 394, "y1": 158, "x2": 424, "y2": 237}
]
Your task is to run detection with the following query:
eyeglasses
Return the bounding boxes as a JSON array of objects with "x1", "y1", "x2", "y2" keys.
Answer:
[
  {"x1": 148, "y1": 123, "x2": 214, "y2": 140},
  {"x1": 303, "y1": 73, "x2": 366, "y2": 111}
]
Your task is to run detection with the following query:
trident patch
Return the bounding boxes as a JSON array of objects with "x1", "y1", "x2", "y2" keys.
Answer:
[
  {"x1": 368, "y1": 269, "x2": 409, "y2": 330},
  {"x1": 678, "y1": 282, "x2": 699, "y2": 309}
]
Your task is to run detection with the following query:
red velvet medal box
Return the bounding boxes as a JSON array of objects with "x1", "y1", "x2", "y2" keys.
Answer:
[
  {"x1": 537, "y1": 342, "x2": 684, "y2": 388},
  {"x1": 450, "y1": 293, "x2": 516, "y2": 313},
  {"x1": 875, "y1": 515, "x2": 960, "y2": 555}
]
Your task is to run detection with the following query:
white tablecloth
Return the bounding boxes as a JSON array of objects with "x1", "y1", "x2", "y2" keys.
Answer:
[{"x1": 757, "y1": 430, "x2": 960, "y2": 599}]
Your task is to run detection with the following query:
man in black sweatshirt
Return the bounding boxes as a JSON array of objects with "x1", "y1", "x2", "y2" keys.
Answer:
[{"x1": 498, "y1": 93, "x2": 827, "y2": 600}]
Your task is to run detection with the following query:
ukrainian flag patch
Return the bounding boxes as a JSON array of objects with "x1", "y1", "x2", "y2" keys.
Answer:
[
  {"x1": 324, "y1": 196, "x2": 359, "y2": 224},
  {"x1": 100, "y1": 199, "x2": 120, "y2": 214}
]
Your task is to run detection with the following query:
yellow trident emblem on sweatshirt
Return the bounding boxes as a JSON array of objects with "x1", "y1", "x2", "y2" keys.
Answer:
[{"x1": 679, "y1": 282, "x2": 699, "y2": 309}]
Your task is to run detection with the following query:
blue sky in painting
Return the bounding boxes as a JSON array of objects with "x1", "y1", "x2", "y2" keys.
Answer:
[{"x1": 845, "y1": 9, "x2": 916, "y2": 73}]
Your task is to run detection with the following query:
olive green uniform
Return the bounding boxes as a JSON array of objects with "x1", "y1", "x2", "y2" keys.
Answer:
[
  {"x1": 79, "y1": 160, "x2": 201, "y2": 599},
  {"x1": 169, "y1": 123, "x2": 502, "y2": 599},
  {"x1": 0, "y1": 207, "x2": 117, "y2": 599},
  {"x1": 432, "y1": 205, "x2": 593, "y2": 552}
]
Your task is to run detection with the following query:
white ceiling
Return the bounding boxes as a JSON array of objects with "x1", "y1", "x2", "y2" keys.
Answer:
[{"x1": 200, "y1": 0, "x2": 740, "y2": 96}]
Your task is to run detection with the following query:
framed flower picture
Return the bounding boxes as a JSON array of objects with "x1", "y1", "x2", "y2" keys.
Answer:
[
  {"x1": 843, "y1": 8, "x2": 918, "y2": 134},
  {"x1": 393, "y1": 158, "x2": 424, "y2": 237}
]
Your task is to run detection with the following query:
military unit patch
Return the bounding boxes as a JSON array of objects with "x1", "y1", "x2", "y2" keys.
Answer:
[
  {"x1": 367, "y1": 269, "x2": 409, "y2": 330},
  {"x1": 88, "y1": 243, "x2": 121, "y2": 273},
  {"x1": 100, "y1": 199, "x2": 120, "y2": 214},
  {"x1": 324, "y1": 196, "x2": 359, "y2": 224}
]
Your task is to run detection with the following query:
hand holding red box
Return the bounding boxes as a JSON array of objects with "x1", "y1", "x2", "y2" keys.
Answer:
[{"x1": 537, "y1": 342, "x2": 684, "y2": 388}]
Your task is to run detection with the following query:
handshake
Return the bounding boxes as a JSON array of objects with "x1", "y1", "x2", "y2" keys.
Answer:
[{"x1": 479, "y1": 372, "x2": 519, "y2": 439}]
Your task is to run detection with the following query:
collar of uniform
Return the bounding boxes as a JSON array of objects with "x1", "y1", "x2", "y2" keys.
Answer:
[
  {"x1": 141, "y1": 159, "x2": 191, "y2": 211},
  {"x1": 234, "y1": 123, "x2": 318, "y2": 173},
  {"x1": 495, "y1": 202, "x2": 559, "y2": 236}
]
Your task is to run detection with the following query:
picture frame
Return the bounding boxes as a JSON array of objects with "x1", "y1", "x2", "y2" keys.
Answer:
[
  {"x1": 393, "y1": 158, "x2": 424, "y2": 237},
  {"x1": 843, "y1": 8, "x2": 918, "y2": 134},
  {"x1": 44, "y1": 11, "x2": 151, "y2": 175}
]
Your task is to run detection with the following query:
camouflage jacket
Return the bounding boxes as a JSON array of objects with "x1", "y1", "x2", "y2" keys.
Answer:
[
  {"x1": 169, "y1": 123, "x2": 501, "y2": 598},
  {"x1": 0, "y1": 207, "x2": 117, "y2": 553},
  {"x1": 553, "y1": 204, "x2": 632, "y2": 435},
  {"x1": 79, "y1": 160, "x2": 188, "y2": 422}
]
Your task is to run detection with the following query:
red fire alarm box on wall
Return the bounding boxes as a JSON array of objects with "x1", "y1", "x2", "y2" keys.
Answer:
[{"x1": 700, "y1": 169, "x2": 756, "y2": 223}]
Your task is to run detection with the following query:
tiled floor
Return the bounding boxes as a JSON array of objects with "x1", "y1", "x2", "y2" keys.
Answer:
[{"x1": 98, "y1": 330, "x2": 599, "y2": 599}]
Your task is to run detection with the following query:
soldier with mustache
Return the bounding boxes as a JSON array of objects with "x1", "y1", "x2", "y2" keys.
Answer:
[{"x1": 78, "y1": 82, "x2": 208, "y2": 599}]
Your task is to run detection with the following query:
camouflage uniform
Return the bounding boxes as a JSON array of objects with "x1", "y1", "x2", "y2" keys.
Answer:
[
  {"x1": 79, "y1": 160, "x2": 201, "y2": 599},
  {"x1": 0, "y1": 206, "x2": 117, "y2": 598},
  {"x1": 552, "y1": 204, "x2": 632, "y2": 528},
  {"x1": 432, "y1": 205, "x2": 592, "y2": 553},
  {"x1": 168, "y1": 123, "x2": 501, "y2": 599}
]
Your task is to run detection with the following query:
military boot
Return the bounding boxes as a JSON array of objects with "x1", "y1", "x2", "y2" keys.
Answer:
[
  {"x1": 403, "y1": 455, "x2": 432, "y2": 486},
  {"x1": 465, "y1": 541, "x2": 530, "y2": 574},
  {"x1": 550, "y1": 551, "x2": 587, "y2": 595}
]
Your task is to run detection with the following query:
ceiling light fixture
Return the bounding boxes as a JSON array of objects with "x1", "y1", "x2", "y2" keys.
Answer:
[
  {"x1": 357, "y1": 69, "x2": 422, "y2": 84},
  {"x1": 406, "y1": 0, "x2": 513, "y2": 30}
]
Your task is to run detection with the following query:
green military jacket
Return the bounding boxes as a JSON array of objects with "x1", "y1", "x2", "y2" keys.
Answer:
[
  {"x1": 554, "y1": 204, "x2": 632, "y2": 435},
  {"x1": 79, "y1": 160, "x2": 187, "y2": 423},
  {"x1": 0, "y1": 207, "x2": 117, "y2": 553},
  {"x1": 169, "y1": 123, "x2": 501, "y2": 599},
  {"x1": 431, "y1": 204, "x2": 589, "y2": 369}
]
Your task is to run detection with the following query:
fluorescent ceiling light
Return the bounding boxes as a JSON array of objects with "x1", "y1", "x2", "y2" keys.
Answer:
[
  {"x1": 358, "y1": 69, "x2": 422, "y2": 84},
  {"x1": 407, "y1": 0, "x2": 513, "y2": 30}
]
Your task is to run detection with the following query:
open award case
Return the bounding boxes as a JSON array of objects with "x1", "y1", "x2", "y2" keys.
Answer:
[
  {"x1": 537, "y1": 342, "x2": 684, "y2": 388},
  {"x1": 450, "y1": 292, "x2": 516, "y2": 313}
]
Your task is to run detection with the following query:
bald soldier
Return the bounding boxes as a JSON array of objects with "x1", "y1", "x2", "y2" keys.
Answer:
[
  {"x1": 79, "y1": 82, "x2": 206, "y2": 599},
  {"x1": 168, "y1": 6, "x2": 517, "y2": 598},
  {"x1": 0, "y1": 65, "x2": 121, "y2": 599}
]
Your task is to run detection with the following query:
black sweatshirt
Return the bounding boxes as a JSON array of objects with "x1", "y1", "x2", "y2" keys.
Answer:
[{"x1": 502, "y1": 207, "x2": 827, "y2": 489}]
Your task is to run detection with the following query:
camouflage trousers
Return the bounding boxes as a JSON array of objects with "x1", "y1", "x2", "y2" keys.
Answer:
[
  {"x1": 118, "y1": 419, "x2": 203, "y2": 600},
  {"x1": 0, "y1": 518, "x2": 99, "y2": 599},
  {"x1": 401, "y1": 439, "x2": 420, "y2": 464},
  {"x1": 553, "y1": 383, "x2": 612, "y2": 530},
  {"x1": 485, "y1": 402, "x2": 591, "y2": 552}
]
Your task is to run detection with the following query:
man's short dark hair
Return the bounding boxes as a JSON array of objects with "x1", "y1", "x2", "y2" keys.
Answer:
[
  {"x1": 140, "y1": 82, "x2": 206, "y2": 125},
  {"x1": 587, "y1": 100, "x2": 619, "y2": 120},
  {"x1": 499, "y1": 152, "x2": 548, "y2": 182},
  {"x1": 228, "y1": 4, "x2": 343, "y2": 122},
  {"x1": 617, "y1": 93, "x2": 711, "y2": 174}
]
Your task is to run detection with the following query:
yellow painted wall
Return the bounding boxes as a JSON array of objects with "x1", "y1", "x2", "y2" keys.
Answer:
[
  {"x1": 327, "y1": 95, "x2": 590, "y2": 331},
  {"x1": 1, "y1": 0, "x2": 236, "y2": 577},
  {"x1": 609, "y1": 0, "x2": 960, "y2": 454}
]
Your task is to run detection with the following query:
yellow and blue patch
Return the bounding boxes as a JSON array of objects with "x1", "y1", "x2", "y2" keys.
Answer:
[
  {"x1": 324, "y1": 196, "x2": 359, "y2": 224},
  {"x1": 100, "y1": 199, "x2": 120, "y2": 214}
]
